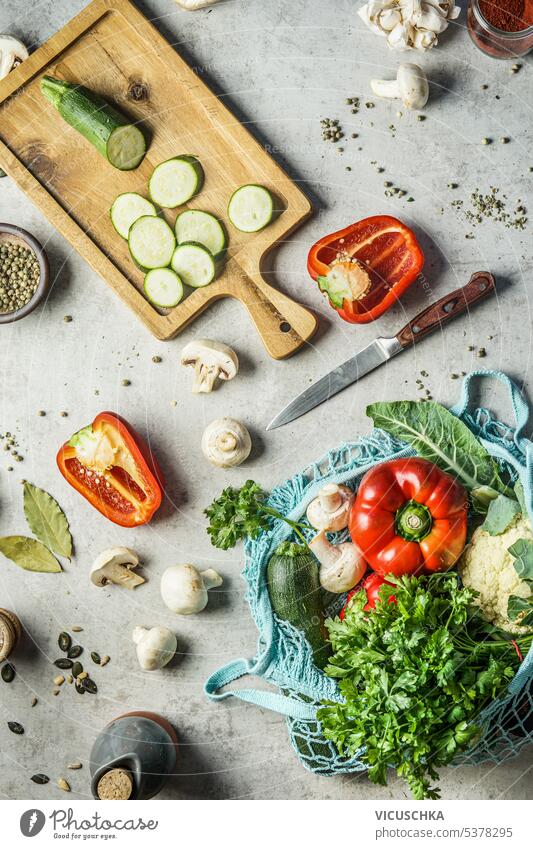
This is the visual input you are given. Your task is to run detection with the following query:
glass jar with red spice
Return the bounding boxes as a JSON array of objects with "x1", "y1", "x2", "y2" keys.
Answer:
[{"x1": 468, "y1": 0, "x2": 533, "y2": 57}]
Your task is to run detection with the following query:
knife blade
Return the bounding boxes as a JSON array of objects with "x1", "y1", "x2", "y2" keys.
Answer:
[{"x1": 267, "y1": 271, "x2": 496, "y2": 431}]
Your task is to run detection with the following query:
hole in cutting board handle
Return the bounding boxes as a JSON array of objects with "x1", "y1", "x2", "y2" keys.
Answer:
[{"x1": 279, "y1": 322, "x2": 292, "y2": 333}]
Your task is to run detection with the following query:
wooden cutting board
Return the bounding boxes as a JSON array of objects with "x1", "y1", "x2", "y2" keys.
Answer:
[{"x1": 0, "y1": 0, "x2": 317, "y2": 358}]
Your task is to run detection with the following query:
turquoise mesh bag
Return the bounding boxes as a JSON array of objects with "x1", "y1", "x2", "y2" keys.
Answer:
[{"x1": 205, "y1": 371, "x2": 533, "y2": 774}]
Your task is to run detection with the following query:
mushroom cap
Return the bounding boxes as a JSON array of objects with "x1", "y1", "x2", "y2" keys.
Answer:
[
  {"x1": 181, "y1": 339, "x2": 238, "y2": 378},
  {"x1": 397, "y1": 63, "x2": 429, "y2": 109},
  {"x1": 161, "y1": 563, "x2": 208, "y2": 614},
  {"x1": 319, "y1": 542, "x2": 366, "y2": 593},
  {"x1": 90, "y1": 547, "x2": 141, "y2": 588},
  {"x1": 201, "y1": 417, "x2": 251, "y2": 468}
]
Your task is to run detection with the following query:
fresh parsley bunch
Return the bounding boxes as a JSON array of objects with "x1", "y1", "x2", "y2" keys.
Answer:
[
  {"x1": 205, "y1": 480, "x2": 308, "y2": 550},
  {"x1": 318, "y1": 572, "x2": 530, "y2": 800}
]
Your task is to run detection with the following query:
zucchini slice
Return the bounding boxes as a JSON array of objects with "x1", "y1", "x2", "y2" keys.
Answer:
[
  {"x1": 227, "y1": 184, "x2": 274, "y2": 232},
  {"x1": 175, "y1": 209, "x2": 226, "y2": 256},
  {"x1": 110, "y1": 193, "x2": 156, "y2": 239},
  {"x1": 128, "y1": 216, "x2": 176, "y2": 270},
  {"x1": 171, "y1": 242, "x2": 216, "y2": 288},
  {"x1": 149, "y1": 156, "x2": 203, "y2": 208},
  {"x1": 144, "y1": 268, "x2": 184, "y2": 308},
  {"x1": 40, "y1": 76, "x2": 147, "y2": 171}
]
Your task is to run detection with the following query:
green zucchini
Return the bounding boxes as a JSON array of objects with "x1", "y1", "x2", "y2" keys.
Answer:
[
  {"x1": 266, "y1": 542, "x2": 329, "y2": 669},
  {"x1": 40, "y1": 76, "x2": 147, "y2": 171}
]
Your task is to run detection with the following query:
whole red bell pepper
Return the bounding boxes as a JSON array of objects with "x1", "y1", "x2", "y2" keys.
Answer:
[
  {"x1": 340, "y1": 572, "x2": 397, "y2": 619},
  {"x1": 349, "y1": 458, "x2": 468, "y2": 577},
  {"x1": 307, "y1": 215, "x2": 424, "y2": 324},
  {"x1": 57, "y1": 412, "x2": 163, "y2": 527}
]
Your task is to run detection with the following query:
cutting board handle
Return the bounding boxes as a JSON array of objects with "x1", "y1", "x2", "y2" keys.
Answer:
[{"x1": 234, "y1": 270, "x2": 318, "y2": 360}]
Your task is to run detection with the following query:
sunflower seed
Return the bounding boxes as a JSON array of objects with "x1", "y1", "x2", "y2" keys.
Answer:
[
  {"x1": 53, "y1": 675, "x2": 65, "y2": 686},
  {"x1": 57, "y1": 778, "x2": 71, "y2": 792},
  {"x1": 72, "y1": 662, "x2": 83, "y2": 678},
  {"x1": 58, "y1": 632, "x2": 71, "y2": 653},
  {"x1": 31, "y1": 697, "x2": 38, "y2": 707},
  {"x1": 82, "y1": 678, "x2": 97, "y2": 694},
  {"x1": 67, "y1": 675, "x2": 73, "y2": 684},
  {"x1": 68, "y1": 645, "x2": 83, "y2": 659},
  {"x1": 77, "y1": 671, "x2": 88, "y2": 681},
  {"x1": 100, "y1": 655, "x2": 110, "y2": 667},
  {"x1": 54, "y1": 658, "x2": 73, "y2": 670},
  {"x1": 91, "y1": 652, "x2": 101, "y2": 665},
  {"x1": 67, "y1": 762, "x2": 82, "y2": 770},
  {"x1": 31, "y1": 774, "x2": 50, "y2": 785},
  {"x1": 71, "y1": 626, "x2": 83, "y2": 632},
  {"x1": 1, "y1": 662, "x2": 15, "y2": 683},
  {"x1": 8, "y1": 721, "x2": 24, "y2": 734}
]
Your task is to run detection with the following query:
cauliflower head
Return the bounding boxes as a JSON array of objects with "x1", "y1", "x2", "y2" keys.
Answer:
[{"x1": 459, "y1": 514, "x2": 533, "y2": 634}]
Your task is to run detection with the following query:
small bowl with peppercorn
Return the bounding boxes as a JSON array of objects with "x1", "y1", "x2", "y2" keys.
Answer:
[{"x1": 0, "y1": 224, "x2": 49, "y2": 324}]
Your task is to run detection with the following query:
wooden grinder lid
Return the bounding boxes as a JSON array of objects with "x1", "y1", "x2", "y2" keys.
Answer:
[{"x1": 97, "y1": 768, "x2": 134, "y2": 800}]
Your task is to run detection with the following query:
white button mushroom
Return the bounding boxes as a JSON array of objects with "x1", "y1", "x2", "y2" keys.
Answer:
[
  {"x1": 371, "y1": 63, "x2": 429, "y2": 110},
  {"x1": 181, "y1": 339, "x2": 239, "y2": 394},
  {"x1": 132, "y1": 625, "x2": 177, "y2": 671},
  {"x1": 161, "y1": 564, "x2": 223, "y2": 615},
  {"x1": 201, "y1": 417, "x2": 251, "y2": 468},
  {"x1": 309, "y1": 530, "x2": 366, "y2": 593},
  {"x1": 90, "y1": 547, "x2": 145, "y2": 590},
  {"x1": 306, "y1": 484, "x2": 354, "y2": 532},
  {"x1": 0, "y1": 36, "x2": 28, "y2": 80}
]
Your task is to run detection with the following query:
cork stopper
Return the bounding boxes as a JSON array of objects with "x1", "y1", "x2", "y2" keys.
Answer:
[
  {"x1": 0, "y1": 609, "x2": 22, "y2": 662},
  {"x1": 97, "y1": 768, "x2": 134, "y2": 800}
]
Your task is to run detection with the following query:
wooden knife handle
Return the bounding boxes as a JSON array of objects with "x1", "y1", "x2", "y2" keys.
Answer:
[{"x1": 395, "y1": 271, "x2": 496, "y2": 350}]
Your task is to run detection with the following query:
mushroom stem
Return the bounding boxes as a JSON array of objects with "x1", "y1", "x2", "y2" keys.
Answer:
[
  {"x1": 318, "y1": 484, "x2": 343, "y2": 512},
  {"x1": 194, "y1": 360, "x2": 217, "y2": 393},
  {"x1": 370, "y1": 79, "x2": 400, "y2": 99},
  {"x1": 309, "y1": 530, "x2": 339, "y2": 569},
  {"x1": 200, "y1": 569, "x2": 223, "y2": 591},
  {"x1": 216, "y1": 433, "x2": 238, "y2": 453}
]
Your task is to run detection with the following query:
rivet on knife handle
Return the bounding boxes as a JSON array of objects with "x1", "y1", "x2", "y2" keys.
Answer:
[{"x1": 395, "y1": 271, "x2": 496, "y2": 350}]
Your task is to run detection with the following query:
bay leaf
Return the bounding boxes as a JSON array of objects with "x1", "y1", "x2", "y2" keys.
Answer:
[
  {"x1": 23, "y1": 481, "x2": 72, "y2": 559},
  {"x1": 0, "y1": 536, "x2": 62, "y2": 573}
]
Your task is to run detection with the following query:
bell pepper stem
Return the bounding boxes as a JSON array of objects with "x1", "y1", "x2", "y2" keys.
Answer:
[{"x1": 395, "y1": 500, "x2": 433, "y2": 542}]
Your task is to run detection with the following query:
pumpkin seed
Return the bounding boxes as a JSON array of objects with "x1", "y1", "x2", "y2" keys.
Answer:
[
  {"x1": 1, "y1": 662, "x2": 15, "y2": 683},
  {"x1": 91, "y1": 652, "x2": 101, "y2": 665},
  {"x1": 31, "y1": 774, "x2": 50, "y2": 785},
  {"x1": 67, "y1": 761, "x2": 82, "y2": 770},
  {"x1": 57, "y1": 778, "x2": 71, "y2": 792},
  {"x1": 82, "y1": 678, "x2": 97, "y2": 694},
  {"x1": 54, "y1": 658, "x2": 73, "y2": 669},
  {"x1": 72, "y1": 662, "x2": 83, "y2": 678},
  {"x1": 58, "y1": 632, "x2": 71, "y2": 652},
  {"x1": 68, "y1": 645, "x2": 83, "y2": 659},
  {"x1": 75, "y1": 681, "x2": 85, "y2": 695},
  {"x1": 8, "y1": 720, "x2": 24, "y2": 734}
]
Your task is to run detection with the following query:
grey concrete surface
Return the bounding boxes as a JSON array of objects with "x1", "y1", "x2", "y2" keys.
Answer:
[{"x1": 0, "y1": 0, "x2": 532, "y2": 801}]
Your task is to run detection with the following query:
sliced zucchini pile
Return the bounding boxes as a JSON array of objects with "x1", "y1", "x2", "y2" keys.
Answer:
[{"x1": 110, "y1": 147, "x2": 278, "y2": 309}]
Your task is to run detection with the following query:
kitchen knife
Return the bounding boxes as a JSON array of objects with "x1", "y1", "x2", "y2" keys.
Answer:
[{"x1": 267, "y1": 271, "x2": 496, "y2": 431}]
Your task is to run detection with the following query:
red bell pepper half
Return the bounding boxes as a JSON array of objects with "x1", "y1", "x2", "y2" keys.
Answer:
[
  {"x1": 339, "y1": 572, "x2": 397, "y2": 620},
  {"x1": 57, "y1": 412, "x2": 163, "y2": 527},
  {"x1": 307, "y1": 215, "x2": 424, "y2": 324},
  {"x1": 349, "y1": 458, "x2": 468, "y2": 577}
]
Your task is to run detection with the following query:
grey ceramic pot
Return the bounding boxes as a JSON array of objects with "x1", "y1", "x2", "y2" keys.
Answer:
[
  {"x1": 89, "y1": 711, "x2": 178, "y2": 800},
  {"x1": 0, "y1": 224, "x2": 49, "y2": 323}
]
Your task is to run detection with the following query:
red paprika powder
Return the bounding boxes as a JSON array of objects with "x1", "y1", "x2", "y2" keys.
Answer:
[
  {"x1": 468, "y1": 0, "x2": 533, "y2": 56},
  {"x1": 479, "y1": 0, "x2": 532, "y2": 32}
]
